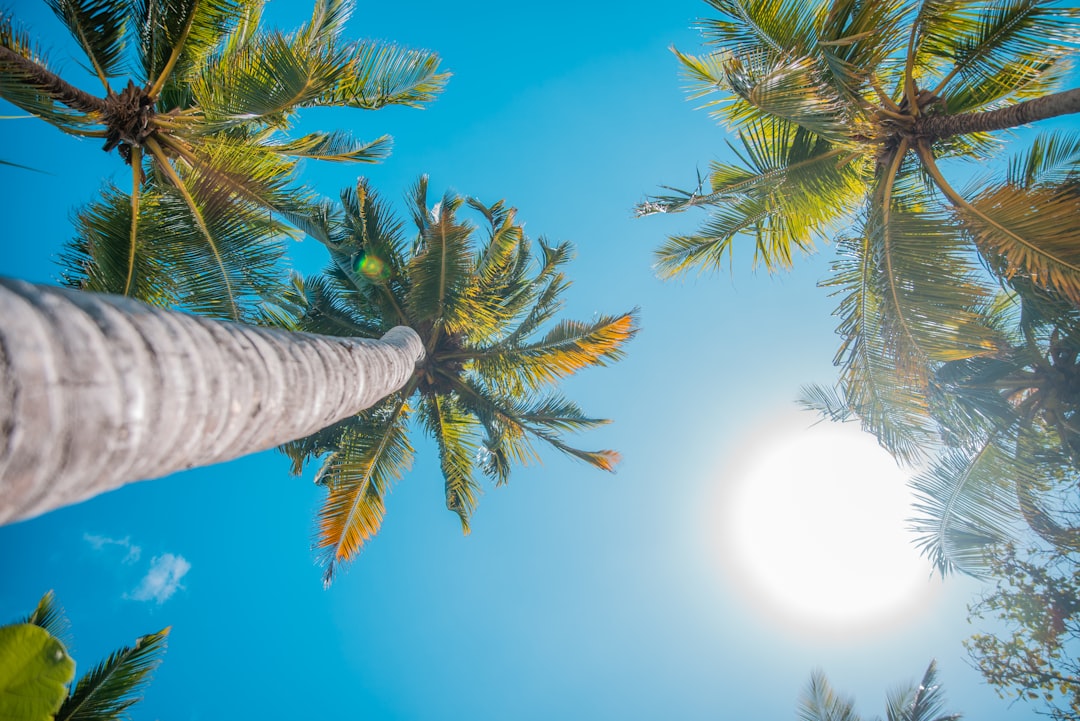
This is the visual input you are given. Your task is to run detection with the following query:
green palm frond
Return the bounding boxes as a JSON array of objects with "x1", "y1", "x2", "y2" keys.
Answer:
[
  {"x1": 269, "y1": 130, "x2": 392, "y2": 163},
  {"x1": 405, "y1": 191, "x2": 473, "y2": 331},
  {"x1": 61, "y1": 182, "x2": 291, "y2": 322},
  {"x1": 296, "y1": 0, "x2": 352, "y2": 48},
  {"x1": 827, "y1": 231, "x2": 941, "y2": 463},
  {"x1": 192, "y1": 31, "x2": 343, "y2": 128},
  {"x1": 45, "y1": 0, "x2": 129, "y2": 89},
  {"x1": 722, "y1": 53, "x2": 854, "y2": 140},
  {"x1": 296, "y1": 273, "x2": 385, "y2": 338},
  {"x1": 797, "y1": 669, "x2": 861, "y2": 721},
  {"x1": 815, "y1": 0, "x2": 908, "y2": 98},
  {"x1": 699, "y1": 0, "x2": 820, "y2": 57},
  {"x1": 22, "y1": 591, "x2": 70, "y2": 645},
  {"x1": 452, "y1": 378, "x2": 618, "y2": 478},
  {"x1": 860, "y1": 181, "x2": 1001, "y2": 372},
  {"x1": 884, "y1": 661, "x2": 962, "y2": 721},
  {"x1": 924, "y1": 0, "x2": 1079, "y2": 111},
  {"x1": 55, "y1": 627, "x2": 169, "y2": 721},
  {"x1": 317, "y1": 41, "x2": 449, "y2": 110},
  {"x1": 650, "y1": 119, "x2": 866, "y2": 275},
  {"x1": 421, "y1": 393, "x2": 481, "y2": 532}
]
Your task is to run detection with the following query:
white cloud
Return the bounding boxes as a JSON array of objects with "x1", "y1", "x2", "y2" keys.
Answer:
[
  {"x1": 128, "y1": 553, "x2": 192, "y2": 604},
  {"x1": 83, "y1": 533, "x2": 142, "y2": 564}
]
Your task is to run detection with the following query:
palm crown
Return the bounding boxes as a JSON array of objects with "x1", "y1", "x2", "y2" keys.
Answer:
[
  {"x1": 640, "y1": 0, "x2": 1080, "y2": 576},
  {"x1": 640, "y1": 0, "x2": 1079, "y2": 455},
  {"x1": 281, "y1": 178, "x2": 639, "y2": 585},
  {"x1": 0, "y1": 0, "x2": 447, "y2": 321}
]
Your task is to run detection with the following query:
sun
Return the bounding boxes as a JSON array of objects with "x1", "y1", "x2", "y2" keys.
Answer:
[{"x1": 711, "y1": 410, "x2": 941, "y2": 639}]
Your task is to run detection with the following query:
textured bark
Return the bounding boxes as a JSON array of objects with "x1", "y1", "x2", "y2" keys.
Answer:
[
  {"x1": 0, "y1": 46, "x2": 107, "y2": 114},
  {"x1": 920, "y1": 87, "x2": 1080, "y2": 141},
  {"x1": 0, "y1": 278, "x2": 424, "y2": 524}
]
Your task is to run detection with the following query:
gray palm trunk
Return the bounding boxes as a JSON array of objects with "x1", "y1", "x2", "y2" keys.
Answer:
[{"x1": 0, "y1": 278, "x2": 424, "y2": 524}]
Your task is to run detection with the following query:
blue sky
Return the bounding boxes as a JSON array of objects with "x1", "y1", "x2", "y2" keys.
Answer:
[{"x1": 0, "y1": 0, "x2": 1047, "y2": 718}]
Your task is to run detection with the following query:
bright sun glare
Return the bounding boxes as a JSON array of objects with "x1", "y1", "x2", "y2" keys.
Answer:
[{"x1": 714, "y1": 411, "x2": 941, "y2": 639}]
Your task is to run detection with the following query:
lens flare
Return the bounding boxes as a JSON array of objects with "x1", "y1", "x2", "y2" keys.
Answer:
[{"x1": 353, "y1": 252, "x2": 389, "y2": 282}]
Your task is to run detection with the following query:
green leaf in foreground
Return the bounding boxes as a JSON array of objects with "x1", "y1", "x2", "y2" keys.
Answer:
[{"x1": 0, "y1": 623, "x2": 75, "y2": 721}]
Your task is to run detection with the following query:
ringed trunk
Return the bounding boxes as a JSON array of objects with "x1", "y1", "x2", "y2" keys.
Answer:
[
  {"x1": 919, "y1": 87, "x2": 1080, "y2": 141},
  {"x1": 0, "y1": 278, "x2": 424, "y2": 524}
]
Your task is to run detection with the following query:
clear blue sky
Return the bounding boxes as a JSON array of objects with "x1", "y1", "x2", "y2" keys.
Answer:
[{"x1": 0, "y1": 0, "x2": 1038, "y2": 718}]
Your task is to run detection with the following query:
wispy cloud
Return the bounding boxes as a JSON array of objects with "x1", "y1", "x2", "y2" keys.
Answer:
[
  {"x1": 84, "y1": 533, "x2": 142, "y2": 564},
  {"x1": 128, "y1": 553, "x2": 192, "y2": 604}
]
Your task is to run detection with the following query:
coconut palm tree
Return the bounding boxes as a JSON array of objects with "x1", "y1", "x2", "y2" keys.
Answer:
[
  {"x1": 804, "y1": 135, "x2": 1080, "y2": 575},
  {"x1": 0, "y1": 276, "x2": 424, "y2": 525},
  {"x1": 638, "y1": 0, "x2": 1080, "y2": 460},
  {"x1": 907, "y1": 274, "x2": 1080, "y2": 575},
  {"x1": 0, "y1": 0, "x2": 447, "y2": 321},
  {"x1": 9, "y1": 591, "x2": 169, "y2": 720},
  {"x1": 279, "y1": 177, "x2": 639, "y2": 584},
  {"x1": 798, "y1": 661, "x2": 961, "y2": 721}
]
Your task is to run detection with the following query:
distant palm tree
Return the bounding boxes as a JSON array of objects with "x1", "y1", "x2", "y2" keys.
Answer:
[
  {"x1": 639, "y1": 0, "x2": 1079, "y2": 461},
  {"x1": 21, "y1": 591, "x2": 169, "y2": 720},
  {"x1": 0, "y1": 277, "x2": 423, "y2": 525},
  {"x1": 908, "y1": 275, "x2": 1080, "y2": 575},
  {"x1": 0, "y1": 0, "x2": 447, "y2": 321},
  {"x1": 281, "y1": 178, "x2": 639, "y2": 584},
  {"x1": 798, "y1": 661, "x2": 961, "y2": 721}
]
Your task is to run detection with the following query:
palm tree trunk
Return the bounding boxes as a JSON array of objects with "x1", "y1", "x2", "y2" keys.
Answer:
[
  {"x1": 0, "y1": 278, "x2": 424, "y2": 524},
  {"x1": 0, "y1": 46, "x2": 106, "y2": 114},
  {"x1": 921, "y1": 87, "x2": 1080, "y2": 141}
]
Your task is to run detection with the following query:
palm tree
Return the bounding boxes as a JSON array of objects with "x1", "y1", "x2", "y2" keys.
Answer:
[
  {"x1": 0, "y1": 0, "x2": 447, "y2": 321},
  {"x1": 908, "y1": 275, "x2": 1080, "y2": 575},
  {"x1": 0, "y1": 276, "x2": 423, "y2": 525},
  {"x1": 638, "y1": 0, "x2": 1079, "y2": 460},
  {"x1": 803, "y1": 137, "x2": 1080, "y2": 575},
  {"x1": 279, "y1": 177, "x2": 639, "y2": 584},
  {"x1": 13, "y1": 591, "x2": 169, "y2": 720},
  {"x1": 798, "y1": 661, "x2": 961, "y2": 721}
]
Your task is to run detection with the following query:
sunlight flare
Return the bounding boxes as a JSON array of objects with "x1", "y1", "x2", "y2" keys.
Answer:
[{"x1": 713, "y1": 411, "x2": 942, "y2": 639}]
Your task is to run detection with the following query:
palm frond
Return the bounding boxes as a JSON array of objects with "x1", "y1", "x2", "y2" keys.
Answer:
[
  {"x1": 884, "y1": 660, "x2": 961, "y2": 721},
  {"x1": 928, "y1": 148, "x2": 1080, "y2": 306},
  {"x1": 55, "y1": 627, "x2": 169, "y2": 721},
  {"x1": 45, "y1": 0, "x2": 129, "y2": 89},
  {"x1": 22, "y1": 591, "x2": 70, "y2": 645},
  {"x1": 698, "y1": 0, "x2": 821, "y2": 58},
  {"x1": 138, "y1": 0, "x2": 247, "y2": 106},
  {"x1": 420, "y1": 394, "x2": 481, "y2": 533},
  {"x1": 192, "y1": 31, "x2": 341, "y2": 128},
  {"x1": 295, "y1": 0, "x2": 352, "y2": 48},
  {"x1": 927, "y1": 0, "x2": 1079, "y2": 111},
  {"x1": 909, "y1": 435, "x2": 1031, "y2": 577},
  {"x1": 470, "y1": 312, "x2": 639, "y2": 394},
  {"x1": 315, "y1": 41, "x2": 449, "y2": 110},
  {"x1": 303, "y1": 395, "x2": 414, "y2": 586},
  {"x1": 269, "y1": 130, "x2": 391, "y2": 163},
  {"x1": 827, "y1": 231, "x2": 942, "y2": 464},
  {"x1": 650, "y1": 119, "x2": 866, "y2": 275},
  {"x1": 797, "y1": 668, "x2": 861, "y2": 721},
  {"x1": 405, "y1": 191, "x2": 473, "y2": 330}
]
